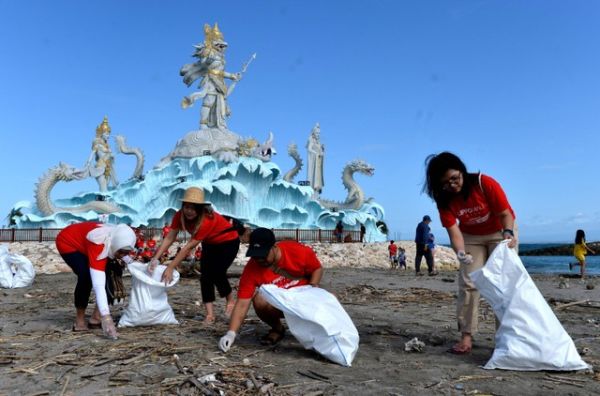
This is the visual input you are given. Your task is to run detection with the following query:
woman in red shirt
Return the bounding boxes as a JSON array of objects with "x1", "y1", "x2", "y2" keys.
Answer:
[
  {"x1": 151, "y1": 187, "x2": 240, "y2": 324},
  {"x1": 56, "y1": 222, "x2": 136, "y2": 338},
  {"x1": 424, "y1": 152, "x2": 517, "y2": 355}
]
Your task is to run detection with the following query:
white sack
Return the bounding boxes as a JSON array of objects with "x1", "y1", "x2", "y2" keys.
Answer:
[
  {"x1": 470, "y1": 241, "x2": 590, "y2": 371},
  {"x1": 0, "y1": 244, "x2": 35, "y2": 289},
  {"x1": 259, "y1": 284, "x2": 359, "y2": 367},
  {"x1": 118, "y1": 262, "x2": 179, "y2": 327}
]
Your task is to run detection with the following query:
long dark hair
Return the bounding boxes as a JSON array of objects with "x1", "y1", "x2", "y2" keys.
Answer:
[
  {"x1": 423, "y1": 151, "x2": 477, "y2": 209},
  {"x1": 575, "y1": 229, "x2": 585, "y2": 244},
  {"x1": 181, "y1": 203, "x2": 214, "y2": 235}
]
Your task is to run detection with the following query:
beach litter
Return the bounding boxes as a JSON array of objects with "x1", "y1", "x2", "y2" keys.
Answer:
[{"x1": 404, "y1": 337, "x2": 425, "y2": 352}]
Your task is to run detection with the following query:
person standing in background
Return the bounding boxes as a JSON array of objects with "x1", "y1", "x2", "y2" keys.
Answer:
[
  {"x1": 414, "y1": 215, "x2": 434, "y2": 276},
  {"x1": 571, "y1": 229, "x2": 595, "y2": 279}
]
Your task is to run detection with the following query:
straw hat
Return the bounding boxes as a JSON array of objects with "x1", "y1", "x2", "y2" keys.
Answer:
[{"x1": 180, "y1": 187, "x2": 211, "y2": 205}]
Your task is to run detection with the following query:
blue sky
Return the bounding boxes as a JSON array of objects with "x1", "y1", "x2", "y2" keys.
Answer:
[{"x1": 1, "y1": 1, "x2": 599, "y2": 243}]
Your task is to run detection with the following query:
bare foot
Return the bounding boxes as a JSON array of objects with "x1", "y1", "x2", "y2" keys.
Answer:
[{"x1": 202, "y1": 315, "x2": 215, "y2": 325}]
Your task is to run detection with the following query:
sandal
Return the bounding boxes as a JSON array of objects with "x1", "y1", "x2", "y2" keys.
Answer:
[
  {"x1": 447, "y1": 343, "x2": 472, "y2": 355},
  {"x1": 202, "y1": 315, "x2": 215, "y2": 325},
  {"x1": 72, "y1": 324, "x2": 89, "y2": 332},
  {"x1": 260, "y1": 328, "x2": 285, "y2": 346},
  {"x1": 88, "y1": 321, "x2": 102, "y2": 329}
]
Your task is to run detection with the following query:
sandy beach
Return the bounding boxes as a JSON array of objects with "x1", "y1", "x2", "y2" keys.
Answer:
[{"x1": 1, "y1": 242, "x2": 600, "y2": 395}]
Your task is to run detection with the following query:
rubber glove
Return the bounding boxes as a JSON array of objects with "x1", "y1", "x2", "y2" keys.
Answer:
[
  {"x1": 457, "y1": 250, "x2": 474, "y2": 266},
  {"x1": 101, "y1": 315, "x2": 119, "y2": 340},
  {"x1": 219, "y1": 330, "x2": 236, "y2": 352}
]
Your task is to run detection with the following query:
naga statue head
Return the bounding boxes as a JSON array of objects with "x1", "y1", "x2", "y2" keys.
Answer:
[{"x1": 348, "y1": 159, "x2": 375, "y2": 176}]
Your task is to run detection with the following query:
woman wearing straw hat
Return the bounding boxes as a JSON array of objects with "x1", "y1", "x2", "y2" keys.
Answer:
[{"x1": 150, "y1": 187, "x2": 240, "y2": 324}]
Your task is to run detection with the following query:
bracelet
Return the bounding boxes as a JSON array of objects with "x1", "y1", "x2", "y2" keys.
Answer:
[{"x1": 503, "y1": 229, "x2": 514, "y2": 237}]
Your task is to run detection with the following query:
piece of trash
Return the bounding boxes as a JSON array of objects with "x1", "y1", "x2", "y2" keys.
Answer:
[
  {"x1": 198, "y1": 373, "x2": 217, "y2": 384},
  {"x1": 23, "y1": 293, "x2": 33, "y2": 298},
  {"x1": 586, "y1": 283, "x2": 595, "y2": 290},
  {"x1": 580, "y1": 347, "x2": 591, "y2": 356},
  {"x1": 242, "y1": 358, "x2": 250, "y2": 365},
  {"x1": 558, "y1": 280, "x2": 569, "y2": 289},
  {"x1": 455, "y1": 383, "x2": 465, "y2": 390},
  {"x1": 404, "y1": 337, "x2": 425, "y2": 352}
]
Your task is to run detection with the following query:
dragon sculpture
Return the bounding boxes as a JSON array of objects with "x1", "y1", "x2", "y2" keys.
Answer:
[
  {"x1": 283, "y1": 143, "x2": 302, "y2": 182},
  {"x1": 35, "y1": 162, "x2": 121, "y2": 216},
  {"x1": 316, "y1": 159, "x2": 375, "y2": 210},
  {"x1": 35, "y1": 133, "x2": 145, "y2": 216}
]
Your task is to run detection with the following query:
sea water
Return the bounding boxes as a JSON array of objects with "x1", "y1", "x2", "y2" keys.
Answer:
[{"x1": 520, "y1": 255, "x2": 600, "y2": 275}]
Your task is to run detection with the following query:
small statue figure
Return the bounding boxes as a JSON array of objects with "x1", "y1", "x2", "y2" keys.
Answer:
[
  {"x1": 86, "y1": 116, "x2": 118, "y2": 191},
  {"x1": 180, "y1": 23, "x2": 245, "y2": 130},
  {"x1": 306, "y1": 122, "x2": 325, "y2": 195}
]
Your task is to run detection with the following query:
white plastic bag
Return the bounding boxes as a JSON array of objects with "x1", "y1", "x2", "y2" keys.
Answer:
[
  {"x1": 118, "y1": 262, "x2": 179, "y2": 327},
  {"x1": 470, "y1": 241, "x2": 590, "y2": 371},
  {"x1": 259, "y1": 284, "x2": 359, "y2": 366},
  {"x1": 0, "y1": 244, "x2": 35, "y2": 289}
]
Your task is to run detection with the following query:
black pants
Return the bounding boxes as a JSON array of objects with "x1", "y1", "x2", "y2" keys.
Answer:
[
  {"x1": 200, "y1": 238, "x2": 240, "y2": 303},
  {"x1": 415, "y1": 243, "x2": 433, "y2": 273},
  {"x1": 60, "y1": 252, "x2": 92, "y2": 309}
]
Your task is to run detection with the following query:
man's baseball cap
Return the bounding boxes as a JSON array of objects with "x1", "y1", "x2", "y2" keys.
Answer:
[
  {"x1": 423, "y1": 215, "x2": 431, "y2": 221},
  {"x1": 246, "y1": 228, "x2": 276, "y2": 258}
]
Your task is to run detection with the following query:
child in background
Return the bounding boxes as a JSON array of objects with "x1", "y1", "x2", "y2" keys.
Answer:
[
  {"x1": 398, "y1": 247, "x2": 407, "y2": 270},
  {"x1": 427, "y1": 233, "x2": 438, "y2": 276},
  {"x1": 571, "y1": 229, "x2": 595, "y2": 279},
  {"x1": 388, "y1": 240, "x2": 398, "y2": 269}
]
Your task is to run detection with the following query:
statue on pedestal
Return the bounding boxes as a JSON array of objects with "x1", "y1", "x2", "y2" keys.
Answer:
[
  {"x1": 180, "y1": 23, "x2": 242, "y2": 130},
  {"x1": 306, "y1": 123, "x2": 325, "y2": 196}
]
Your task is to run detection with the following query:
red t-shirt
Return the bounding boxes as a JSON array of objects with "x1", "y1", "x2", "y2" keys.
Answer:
[
  {"x1": 55, "y1": 222, "x2": 107, "y2": 271},
  {"x1": 439, "y1": 174, "x2": 515, "y2": 235},
  {"x1": 237, "y1": 240, "x2": 322, "y2": 299},
  {"x1": 170, "y1": 210, "x2": 238, "y2": 244},
  {"x1": 162, "y1": 226, "x2": 171, "y2": 238},
  {"x1": 388, "y1": 244, "x2": 398, "y2": 256}
]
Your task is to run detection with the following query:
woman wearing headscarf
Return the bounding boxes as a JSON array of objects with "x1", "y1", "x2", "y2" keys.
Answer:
[
  {"x1": 56, "y1": 222, "x2": 136, "y2": 339},
  {"x1": 423, "y1": 152, "x2": 517, "y2": 355},
  {"x1": 150, "y1": 187, "x2": 240, "y2": 324}
]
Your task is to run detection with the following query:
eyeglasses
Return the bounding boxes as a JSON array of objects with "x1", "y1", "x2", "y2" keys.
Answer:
[{"x1": 441, "y1": 172, "x2": 462, "y2": 190}]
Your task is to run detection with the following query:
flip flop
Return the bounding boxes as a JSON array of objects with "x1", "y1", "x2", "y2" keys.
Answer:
[{"x1": 260, "y1": 328, "x2": 285, "y2": 346}]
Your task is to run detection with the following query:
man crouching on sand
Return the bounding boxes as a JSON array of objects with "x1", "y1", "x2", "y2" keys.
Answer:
[{"x1": 218, "y1": 228, "x2": 323, "y2": 352}]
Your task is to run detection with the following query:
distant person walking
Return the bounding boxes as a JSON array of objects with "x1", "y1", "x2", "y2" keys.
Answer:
[
  {"x1": 414, "y1": 215, "x2": 434, "y2": 275},
  {"x1": 334, "y1": 221, "x2": 344, "y2": 243},
  {"x1": 423, "y1": 151, "x2": 517, "y2": 355},
  {"x1": 360, "y1": 223, "x2": 366, "y2": 243},
  {"x1": 571, "y1": 229, "x2": 595, "y2": 278}
]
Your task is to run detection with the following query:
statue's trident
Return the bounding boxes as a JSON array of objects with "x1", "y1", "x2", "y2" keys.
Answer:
[{"x1": 227, "y1": 52, "x2": 256, "y2": 97}]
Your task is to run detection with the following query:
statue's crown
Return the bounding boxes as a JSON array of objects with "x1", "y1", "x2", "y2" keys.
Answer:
[
  {"x1": 95, "y1": 116, "x2": 111, "y2": 137},
  {"x1": 203, "y1": 23, "x2": 226, "y2": 47}
]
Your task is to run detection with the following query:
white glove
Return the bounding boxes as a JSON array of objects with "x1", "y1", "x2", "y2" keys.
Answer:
[
  {"x1": 457, "y1": 250, "x2": 474, "y2": 266},
  {"x1": 101, "y1": 315, "x2": 119, "y2": 340},
  {"x1": 121, "y1": 255, "x2": 133, "y2": 264},
  {"x1": 147, "y1": 258, "x2": 160, "y2": 275},
  {"x1": 219, "y1": 330, "x2": 236, "y2": 352}
]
